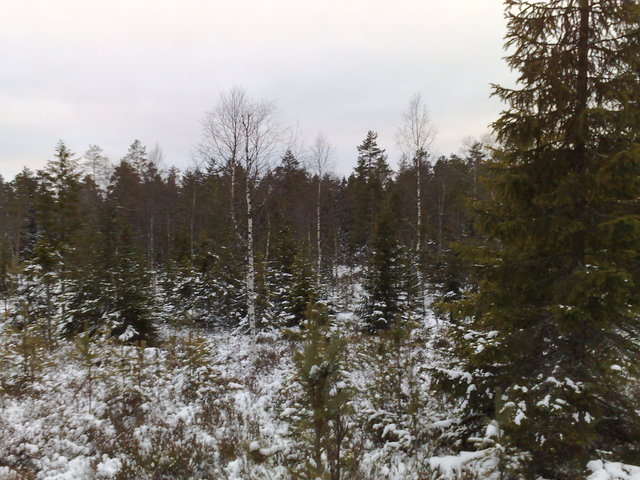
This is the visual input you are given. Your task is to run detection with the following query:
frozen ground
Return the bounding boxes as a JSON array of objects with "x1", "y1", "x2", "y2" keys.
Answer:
[{"x1": 0, "y1": 313, "x2": 637, "y2": 479}]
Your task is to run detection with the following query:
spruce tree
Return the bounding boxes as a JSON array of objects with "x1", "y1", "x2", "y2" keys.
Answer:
[
  {"x1": 62, "y1": 176, "x2": 109, "y2": 336},
  {"x1": 269, "y1": 226, "x2": 316, "y2": 327},
  {"x1": 37, "y1": 141, "x2": 83, "y2": 250},
  {"x1": 7, "y1": 168, "x2": 39, "y2": 263},
  {"x1": 289, "y1": 252, "x2": 317, "y2": 326},
  {"x1": 445, "y1": 1, "x2": 640, "y2": 477},
  {"x1": 20, "y1": 142, "x2": 85, "y2": 337},
  {"x1": 279, "y1": 148, "x2": 301, "y2": 172},
  {"x1": 122, "y1": 139, "x2": 148, "y2": 176},
  {"x1": 105, "y1": 222, "x2": 156, "y2": 343},
  {"x1": 359, "y1": 203, "x2": 417, "y2": 332},
  {"x1": 347, "y1": 131, "x2": 392, "y2": 256}
]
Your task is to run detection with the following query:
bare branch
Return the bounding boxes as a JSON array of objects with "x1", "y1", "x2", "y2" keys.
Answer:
[
  {"x1": 397, "y1": 93, "x2": 437, "y2": 161},
  {"x1": 308, "y1": 131, "x2": 335, "y2": 179}
]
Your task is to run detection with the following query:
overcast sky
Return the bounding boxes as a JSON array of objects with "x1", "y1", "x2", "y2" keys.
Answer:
[{"x1": 0, "y1": 0, "x2": 514, "y2": 180}]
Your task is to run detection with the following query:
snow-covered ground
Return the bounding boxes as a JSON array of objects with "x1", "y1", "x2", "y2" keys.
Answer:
[
  {"x1": 0, "y1": 323, "x2": 293, "y2": 479},
  {"x1": 0, "y1": 313, "x2": 637, "y2": 479}
]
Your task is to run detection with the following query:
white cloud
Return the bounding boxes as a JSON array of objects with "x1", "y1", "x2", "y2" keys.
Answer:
[{"x1": 0, "y1": 0, "x2": 512, "y2": 179}]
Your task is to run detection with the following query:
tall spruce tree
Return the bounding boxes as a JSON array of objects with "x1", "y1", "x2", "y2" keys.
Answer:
[
  {"x1": 445, "y1": 1, "x2": 640, "y2": 477},
  {"x1": 359, "y1": 203, "x2": 417, "y2": 332},
  {"x1": 347, "y1": 131, "x2": 392, "y2": 257},
  {"x1": 37, "y1": 141, "x2": 83, "y2": 250}
]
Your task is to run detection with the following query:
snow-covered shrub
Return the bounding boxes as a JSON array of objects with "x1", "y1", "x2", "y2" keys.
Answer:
[{"x1": 282, "y1": 304, "x2": 357, "y2": 480}]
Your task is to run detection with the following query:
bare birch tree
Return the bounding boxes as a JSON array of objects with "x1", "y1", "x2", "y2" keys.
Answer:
[
  {"x1": 199, "y1": 87, "x2": 282, "y2": 352},
  {"x1": 308, "y1": 132, "x2": 334, "y2": 289},
  {"x1": 198, "y1": 87, "x2": 246, "y2": 238},
  {"x1": 397, "y1": 93, "x2": 436, "y2": 308}
]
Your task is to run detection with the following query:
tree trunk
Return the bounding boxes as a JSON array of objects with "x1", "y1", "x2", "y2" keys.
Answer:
[
  {"x1": 574, "y1": 0, "x2": 590, "y2": 268},
  {"x1": 438, "y1": 180, "x2": 445, "y2": 252},
  {"x1": 265, "y1": 216, "x2": 271, "y2": 264},
  {"x1": 245, "y1": 177, "x2": 257, "y2": 353},
  {"x1": 148, "y1": 216, "x2": 154, "y2": 271},
  {"x1": 190, "y1": 186, "x2": 195, "y2": 264},
  {"x1": 230, "y1": 162, "x2": 243, "y2": 244},
  {"x1": 416, "y1": 156, "x2": 425, "y2": 311},
  {"x1": 316, "y1": 177, "x2": 322, "y2": 289},
  {"x1": 416, "y1": 156, "x2": 422, "y2": 255}
]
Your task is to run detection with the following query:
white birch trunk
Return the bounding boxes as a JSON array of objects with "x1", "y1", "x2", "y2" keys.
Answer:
[
  {"x1": 416, "y1": 156, "x2": 426, "y2": 311},
  {"x1": 190, "y1": 187, "x2": 195, "y2": 263},
  {"x1": 245, "y1": 177, "x2": 257, "y2": 355},
  {"x1": 316, "y1": 177, "x2": 322, "y2": 289},
  {"x1": 416, "y1": 157, "x2": 422, "y2": 254},
  {"x1": 230, "y1": 163, "x2": 243, "y2": 242}
]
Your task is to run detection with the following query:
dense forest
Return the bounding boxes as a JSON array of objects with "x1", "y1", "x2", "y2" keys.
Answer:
[
  {"x1": 0, "y1": 125, "x2": 484, "y2": 336},
  {"x1": 1, "y1": 1, "x2": 639, "y2": 479}
]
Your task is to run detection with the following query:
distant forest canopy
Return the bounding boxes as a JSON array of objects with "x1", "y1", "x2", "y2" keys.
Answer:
[{"x1": 0, "y1": 109, "x2": 488, "y2": 338}]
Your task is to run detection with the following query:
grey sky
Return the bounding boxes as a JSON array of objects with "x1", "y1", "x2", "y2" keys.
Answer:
[{"x1": 0, "y1": 0, "x2": 513, "y2": 180}]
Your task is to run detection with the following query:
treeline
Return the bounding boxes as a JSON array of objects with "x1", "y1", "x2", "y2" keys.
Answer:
[{"x1": 0, "y1": 130, "x2": 488, "y2": 340}]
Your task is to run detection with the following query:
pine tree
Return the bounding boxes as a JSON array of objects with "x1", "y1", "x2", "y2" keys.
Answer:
[
  {"x1": 61, "y1": 261, "x2": 108, "y2": 336},
  {"x1": 14, "y1": 244, "x2": 62, "y2": 342},
  {"x1": 173, "y1": 232, "x2": 246, "y2": 328},
  {"x1": 288, "y1": 303, "x2": 354, "y2": 480},
  {"x1": 107, "y1": 159, "x2": 144, "y2": 265},
  {"x1": 426, "y1": 152, "x2": 483, "y2": 314},
  {"x1": 444, "y1": 1, "x2": 640, "y2": 476}
]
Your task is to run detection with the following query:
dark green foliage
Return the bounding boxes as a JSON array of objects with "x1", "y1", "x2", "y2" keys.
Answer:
[
  {"x1": 426, "y1": 144, "x2": 491, "y2": 307},
  {"x1": 358, "y1": 204, "x2": 418, "y2": 332},
  {"x1": 37, "y1": 141, "x2": 83, "y2": 250},
  {"x1": 1, "y1": 132, "x2": 486, "y2": 346},
  {"x1": 429, "y1": 246, "x2": 471, "y2": 318},
  {"x1": 279, "y1": 148, "x2": 301, "y2": 171},
  {"x1": 345, "y1": 131, "x2": 392, "y2": 257},
  {"x1": 5, "y1": 168, "x2": 39, "y2": 263},
  {"x1": 361, "y1": 316, "x2": 425, "y2": 452},
  {"x1": 122, "y1": 139, "x2": 148, "y2": 177},
  {"x1": 288, "y1": 253, "x2": 317, "y2": 325},
  {"x1": 61, "y1": 258, "x2": 109, "y2": 336},
  {"x1": 441, "y1": 1, "x2": 640, "y2": 477},
  {"x1": 263, "y1": 150, "x2": 315, "y2": 253},
  {"x1": 11, "y1": 260, "x2": 59, "y2": 334},
  {"x1": 163, "y1": 240, "x2": 247, "y2": 328},
  {"x1": 269, "y1": 226, "x2": 317, "y2": 327},
  {"x1": 287, "y1": 303, "x2": 354, "y2": 479},
  {"x1": 104, "y1": 221, "x2": 157, "y2": 343},
  {"x1": 0, "y1": 235, "x2": 13, "y2": 301}
]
